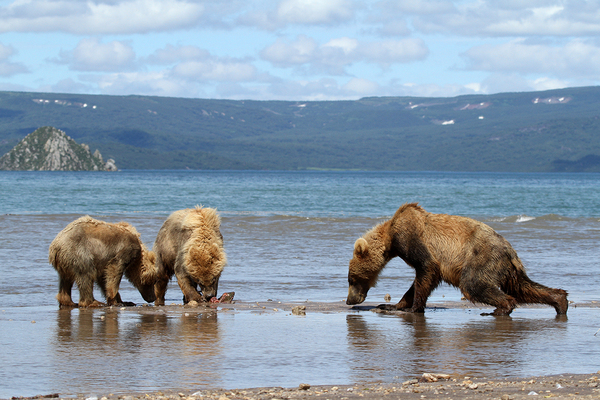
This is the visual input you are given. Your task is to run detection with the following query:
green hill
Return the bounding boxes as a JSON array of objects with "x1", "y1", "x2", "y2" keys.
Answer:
[
  {"x1": 0, "y1": 87, "x2": 600, "y2": 171},
  {"x1": 0, "y1": 126, "x2": 115, "y2": 171}
]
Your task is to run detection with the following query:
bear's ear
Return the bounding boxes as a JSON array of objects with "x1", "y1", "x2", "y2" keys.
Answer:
[{"x1": 354, "y1": 238, "x2": 369, "y2": 256}]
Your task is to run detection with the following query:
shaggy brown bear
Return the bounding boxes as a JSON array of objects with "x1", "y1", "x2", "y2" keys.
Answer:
[
  {"x1": 346, "y1": 203, "x2": 568, "y2": 316},
  {"x1": 153, "y1": 207, "x2": 226, "y2": 305},
  {"x1": 49, "y1": 216, "x2": 157, "y2": 308}
]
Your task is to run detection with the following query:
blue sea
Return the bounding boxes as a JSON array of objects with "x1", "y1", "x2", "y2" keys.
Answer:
[{"x1": 0, "y1": 170, "x2": 599, "y2": 397}]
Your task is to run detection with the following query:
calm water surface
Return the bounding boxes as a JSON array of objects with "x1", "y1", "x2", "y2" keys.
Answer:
[{"x1": 0, "y1": 171, "x2": 599, "y2": 398}]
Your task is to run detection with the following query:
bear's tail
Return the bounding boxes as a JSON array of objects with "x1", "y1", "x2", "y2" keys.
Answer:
[{"x1": 505, "y1": 259, "x2": 568, "y2": 315}]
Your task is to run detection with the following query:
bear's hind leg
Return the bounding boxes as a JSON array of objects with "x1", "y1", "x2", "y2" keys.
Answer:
[
  {"x1": 463, "y1": 283, "x2": 517, "y2": 316},
  {"x1": 56, "y1": 275, "x2": 77, "y2": 307},
  {"x1": 507, "y1": 273, "x2": 568, "y2": 315},
  {"x1": 76, "y1": 277, "x2": 104, "y2": 308},
  {"x1": 517, "y1": 286, "x2": 568, "y2": 315}
]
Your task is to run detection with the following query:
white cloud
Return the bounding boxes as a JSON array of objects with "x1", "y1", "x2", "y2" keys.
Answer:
[
  {"x1": 6, "y1": 0, "x2": 600, "y2": 100},
  {"x1": 275, "y1": 0, "x2": 355, "y2": 25},
  {"x1": 0, "y1": 44, "x2": 16, "y2": 61},
  {"x1": 47, "y1": 78, "x2": 95, "y2": 94},
  {"x1": 172, "y1": 60, "x2": 257, "y2": 81},
  {"x1": 69, "y1": 65, "x2": 481, "y2": 100},
  {"x1": 375, "y1": 19, "x2": 412, "y2": 37},
  {"x1": 343, "y1": 77, "x2": 379, "y2": 94},
  {"x1": 396, "y1": 1, "x2": 600, "y2": 37},
  {"x1": 237, "y1": 0, "x2": 357, "y2": 30},
  {"x1": 146, "y1": 44, "x2": 258, "y2": 82},
  {"x1": 476, "y1": 72, "x2": 572, "y2": 94},
  {"x1": 55, "y1": 38, "x2": 136, "y2": 72},
  {"x1": 260, "y1": 35, "x2": 319, "y2": 67},
  {"x1": 529, "y1": 76, "x2": 570, "y2": 91},
  {"x1": 91, "y1": 71, "x2": 198, "y2": 97},
  {"x1": 463, "y1": 39, "x2": 600, "y2": 80},
  {"x1": 322, "y1": 37, "x2": 359, "y2": 55},
  {"x1": 0, "y1": 0, "x2": 207, "y2": 34},
  {"x1": 360, "y1": 39, "x2": 429, "y2": 64},
  {"x1": 146, "y1": 45, "x2": 211, "y2": 64},
  {"x1": 478, "y1": 73, "x2": 533, "y2": 94},
  {"x1": 260, "y1": 35, "x2": 428, "y2": 73},
  {"x1": 377, "y1": 0, "x2": 456, "y2": 15},
  {"x1": 0, "y1": 43, "x2": 28, "y2": 76}
]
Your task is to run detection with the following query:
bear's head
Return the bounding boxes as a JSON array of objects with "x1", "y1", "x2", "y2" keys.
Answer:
[
  {"x1": 137, "y1": 248, "x2": 158, "y2": 303},
  {"x1": 346, "y1": 230, "x2": 389, "y2": 305},
  {"x1": 186, "y1": 241, "x2": 227, "y2": 301},
  {"x1": 126, "y1": 245, "x2": 158, "y2": 303}
]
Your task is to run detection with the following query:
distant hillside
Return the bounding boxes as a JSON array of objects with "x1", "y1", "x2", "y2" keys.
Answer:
[
  {"x1": 0, "y1": 87, "x2": 600, "y2": 171},
  {"x1": 0, "y1": 126, "x2": 117, "y2": 171}
]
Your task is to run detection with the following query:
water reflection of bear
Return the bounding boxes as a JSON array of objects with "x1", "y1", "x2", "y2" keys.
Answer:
[
  {"x1": 345, "y1": 313, "x2": 567, "y2": 380},
  {"x1": 55, "y1": 309, "x2": 223, "y2": 388}
]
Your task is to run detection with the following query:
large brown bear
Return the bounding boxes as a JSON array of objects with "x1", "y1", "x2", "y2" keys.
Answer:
[
  {"x1": 153, "y1": 207, "x2": 226, "y2": 305},
  {"x1": 346, "y1": 203, "x2": 568, "y2": 316},
  {"x1": 49, "y1": 216, "x2": 157, "y2": 308}
]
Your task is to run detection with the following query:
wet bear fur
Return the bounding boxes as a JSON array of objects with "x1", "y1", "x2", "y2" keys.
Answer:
[
  {"x1": 346, "y1": 203, "x2": 568, "y2": 316},
  {"x1": 49, "y1": 216, "x2": 157, "y2": 308},
  {"x1": 153, "y1": 207, "x2": 226, "y2": 305}
]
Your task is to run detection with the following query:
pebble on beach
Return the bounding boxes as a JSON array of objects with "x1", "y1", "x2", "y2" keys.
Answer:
[{"x1": 292, "y1": 306, "x2": 306, "y2": 316}]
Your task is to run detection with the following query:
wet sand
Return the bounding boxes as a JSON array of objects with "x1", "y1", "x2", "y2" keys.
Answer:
[
  {"x1": 46, "y1": 372, "x2": 598, "y2": 400},
  {"x1": 6, "y1": 300, "x2": 600, "y2": 400},
  {"x1": 87, "y1": 298, "x2": 600, "y2": 314}
]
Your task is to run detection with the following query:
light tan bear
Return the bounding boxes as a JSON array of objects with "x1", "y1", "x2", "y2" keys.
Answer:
[
  {"x1": 49, "y1": 216, "x2": 157, "y2": 308},
  {"x1": 153, "y1": 207, "x2": 226, "y2": 305},
  {"x1": 346, "y1": 203, "x2": 568, "y2": 316}
]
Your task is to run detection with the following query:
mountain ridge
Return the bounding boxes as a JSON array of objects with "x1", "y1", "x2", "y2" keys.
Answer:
[{"x1": 0, "y1": 87, "x2": 599, "y2": 171}]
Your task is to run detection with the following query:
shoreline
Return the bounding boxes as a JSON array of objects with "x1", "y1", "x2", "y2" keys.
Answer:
[
  {"x1": 11, "y1": 372, "x2": 600, "y2": 400},
  {"x1": 125, "y1": 298, "x2": 600, "y2": 315}
]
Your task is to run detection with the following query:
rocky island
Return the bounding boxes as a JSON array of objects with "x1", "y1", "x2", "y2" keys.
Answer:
[{"x1": 0, "y1": 126, "x2": 117, "y2": 171}]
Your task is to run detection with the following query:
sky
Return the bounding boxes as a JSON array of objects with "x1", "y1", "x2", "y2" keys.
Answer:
[{"x1": 1, "y1": 0, "x2": 600, "y2": 101}]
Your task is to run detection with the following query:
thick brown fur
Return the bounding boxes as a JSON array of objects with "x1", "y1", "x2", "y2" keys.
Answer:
[
  {"x1": 347, "y1": 203, "x2": 568, "y2": 316},
  {"x1": 49, "y1": 216, "x2": 157, "y2": 308},
  {"x1": 153, "y1": 206, "x2": 226, "y2": 305}
]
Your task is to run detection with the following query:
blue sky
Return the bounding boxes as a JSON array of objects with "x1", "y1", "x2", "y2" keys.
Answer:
[{"x1": 1, "y1": 0, "x2": 600, "y2": 100}]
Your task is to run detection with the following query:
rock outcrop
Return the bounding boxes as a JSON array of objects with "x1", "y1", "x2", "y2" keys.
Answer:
[{"x1": 0, "y1": 126, "x2": 117, "y2": 171}]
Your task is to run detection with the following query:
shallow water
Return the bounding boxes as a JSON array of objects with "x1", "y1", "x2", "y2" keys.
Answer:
[
  {"x1": 1, "y1": 171, "x2": 599, "y2": 397},
  {"x1": 1, "y1": 305, "x2": 598, "y2": 398}
]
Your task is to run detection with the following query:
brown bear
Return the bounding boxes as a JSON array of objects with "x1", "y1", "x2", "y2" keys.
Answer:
[
  {"x1": 49, "y1": 216, "x2": 157, "y2": 308},
  {"x1": 153, "y1": 207, "x2": 226, "y2": 305},
  {"x1": 346, "y1": 203, "x2": 568, "y2": 316}
]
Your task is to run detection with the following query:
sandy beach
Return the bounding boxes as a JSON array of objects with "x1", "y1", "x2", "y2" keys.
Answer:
[
  {"x1": 11, "y1": 371, "x2": 600, "y2": 400},
  {"x1": 73, "y1": 372, "x2": 600, "y2": 400}
]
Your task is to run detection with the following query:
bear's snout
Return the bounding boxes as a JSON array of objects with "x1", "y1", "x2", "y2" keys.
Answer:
[{"x1": 346, "y1": 285, "x2": 366, "y2": 305}]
